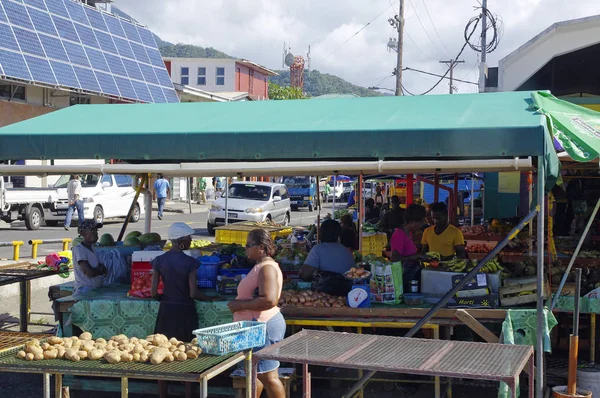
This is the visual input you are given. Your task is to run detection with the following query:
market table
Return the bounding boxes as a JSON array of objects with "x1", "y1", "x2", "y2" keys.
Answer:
[
  {"x1": 0, "y1": 344, "x2": 252, "y2": 398},
  {"x1": 252, "y1": 329, "x2": 535, "y2": 398}
]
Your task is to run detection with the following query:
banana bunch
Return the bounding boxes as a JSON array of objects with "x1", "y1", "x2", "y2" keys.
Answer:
[
  {"x1": 447, "y1": 258, "x2": 469, "y2": 272},
  {"x1": 426, "y1": 252, "x2": 441, "y2": 260},
  {"x1": 465, "y1": 257, "x2": 504, "y2": 273}
]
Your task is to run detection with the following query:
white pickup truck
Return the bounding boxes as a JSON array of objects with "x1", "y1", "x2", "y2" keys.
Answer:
[
  {"x1": 0, "y1": 178, "x2": 56, "y2": 230},
  {"x1": 44, "y1": 174, "x2": 144, "y2": 226}
]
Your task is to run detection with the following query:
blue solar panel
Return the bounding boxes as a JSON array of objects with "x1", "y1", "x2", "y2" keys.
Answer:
[
  {"x1": 0, "y1": 22, "x2": 21, "y2": 51},
  {"x1": 162, "y1": 87, "x2": 179, "y2": 103},
  {"x1": 23, "y1": 0, "x2": 46, "y2": 11},
  {"x1": 138, "y1": 62, "x2": 158, "y2": 85},
  {"x1": 94, "y1": 71, "x2": 119, "y2": 97},
  {"x1": 102, "y1": 13, "x2": 124, "y2": 37},
  {"x1": 131, "y1": 80, "x2": 152, "y2": 102},
  {"x1": 120, "y1": 19, "x2": 141, "y2": 43},
  {"x1": 64, "y1": 0, "x2": 87, "y2": 25},
  {"x1": 112, "y1": 36, "x2": 134, "y2": 59},
  {"x1": 130, "y1": 42, "x2": 149, "y2": 64},
  {"x1": 136, "y1": 26, "x2": 157, "y2": 48},
  {"x1": 146, "y1": 48, "x2": 165, "y2": 68},
  {"x1": 3, "y1": 0, "x2": 33, "y2": 29},
  {"x1": 103, "y1": 52, "x2": 126, "y2": 77},
  {"x1": 83, "y1": 6, "x2": 106, "y2": 32},
  {"x1": 0, "y1": 3, "x2": 7, "y2": 22},
  {"x1": 94, "y1": 29, "x2": 116, "y2": 54},
  {"x1": 39, "y1": 33, "x2": 68, "y2": 61},
  {"x1": 45, "y1": 0, "x2": 69, "y2": 18},
  {"x1": 84, "y1": 46, "x2": 108, "y2": 72},
  {"x1": 27, "y1": 6, "x2": 57, "y2": 36},
  {"x1": 73, "y1": 65, "x2": 99, "y2": 92},
  {"x1": 50, "y1": 59, "x2": 79, "y2": 87},
  {"x1": 113, "y1": 75, "x2": 136, "y2": 99},
  {"x1": 24, "y1": 54, "x2": 56, "y2": 84},
  {"x1": 13, "y1": 26, "x2": 46, "y2": 57},
  {"x1": 52, "y1": 15, "x2": 79, "y2": 42},
  {"x1": 74, "y1": 23, "x2": 98, "y2": 48},
  {"x1": 0, "y1": 48, "x2": 31, "y2": 80},
  {"x1": 154, "y1": 66, "x2": 174, "y2": 87},
  {"x1": 121, "y1": 58, "x2": 143, "y2": 80},
  {"x1": 63, "y1": 40, "x2": 89, "y2": 67},
  {"x1": 147, "y1": 83, "x2": 166, "y2": 103}
]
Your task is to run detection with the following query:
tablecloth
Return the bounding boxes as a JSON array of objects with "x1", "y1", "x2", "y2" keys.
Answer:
[
  {"x1": 67, "y1": 284, "x2": 233, "y2": 339},
  {"x1": 552, "y1": 296, "x2": 600, "y2": 314}
]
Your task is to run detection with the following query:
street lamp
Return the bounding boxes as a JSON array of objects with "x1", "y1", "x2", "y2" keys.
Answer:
[{"x1": 368, "y1": 86, "x2": 395, "y2": 93}]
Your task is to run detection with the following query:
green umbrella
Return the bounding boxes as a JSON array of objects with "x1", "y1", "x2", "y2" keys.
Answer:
[{"x1": 531, "y1": 91, "x2": 600, "y2": 162}]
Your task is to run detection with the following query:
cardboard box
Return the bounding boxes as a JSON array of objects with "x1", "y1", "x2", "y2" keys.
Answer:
[
  {"x1": 446, "y1": 293, "x2": 498, "y2": 309},
  {"x1": 216, "y1": 275, "x2": 243, "y2": 295},
  {"x1": 451, "y1": 273, "x2": 490, "y2": 291}
]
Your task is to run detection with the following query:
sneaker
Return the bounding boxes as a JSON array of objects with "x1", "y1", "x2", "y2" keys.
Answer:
[
  {"x1": 158, "y1": 215, "x2": 162, "y2": 220},
  {"x1": 64, "y1": 226, "x2": 69, "y2": 231}
]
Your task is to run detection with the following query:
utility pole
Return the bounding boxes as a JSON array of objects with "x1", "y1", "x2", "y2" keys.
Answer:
[
  {"x1": 395, "y1": 0, "x2": 404, "y2": 96},
  {"x1": 439, "y1": 59, "x2": 464, "y2": 94},
  {"x1": 478, "y1": 0, "x2": 488, "y2": 92}
]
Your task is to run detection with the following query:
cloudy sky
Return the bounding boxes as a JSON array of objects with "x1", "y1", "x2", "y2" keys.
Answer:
[{"x1": 117, "y1": 0, "x2": 600, "y2": 95}]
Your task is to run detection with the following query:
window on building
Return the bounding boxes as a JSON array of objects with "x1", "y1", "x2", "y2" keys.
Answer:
[
  {"x1": 181, "y1": 67, "x2": 189, "y2": 85},
  {"x1": 0, "y1": 83, "x2": 26, "y2": 101},
  {"x1": 197, "y1": 67, "x2": 206, "y2": 85},
  {"x1": 69, "y1": 95, "x2": 90, "y2": 106},
  {"x1": 216, "y1": 67, "x2": 225, "y2": 85}
]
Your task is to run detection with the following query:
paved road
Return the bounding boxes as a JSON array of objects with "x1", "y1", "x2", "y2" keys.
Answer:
[{"x1": 0, "y1": 203, "x2": 329, "y2": 260}]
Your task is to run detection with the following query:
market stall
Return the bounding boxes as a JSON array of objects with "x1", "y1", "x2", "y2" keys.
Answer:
[{"x1": 0, "y1": 91, "x2": 563, "y2": 396}]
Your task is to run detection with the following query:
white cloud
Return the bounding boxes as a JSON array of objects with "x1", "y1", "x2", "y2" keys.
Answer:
[{"x1": 115, "y1": 0, "x2": 600, "y2": 95}]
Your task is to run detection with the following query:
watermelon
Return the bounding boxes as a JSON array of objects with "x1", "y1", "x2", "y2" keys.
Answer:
[
  {"x1": 125, "y1": 231, "x2": 142, "y2": 240},
  {"x1": 124, "y1": 237, "x2": 141, "y2": 246},
  {"x1": 138, "y1": 233, "x2": 157, "y2": 245},
  {"x1": 98, "y1": 233, "x2": 115, "y2": 247},
  {"x1": 152, "y1": 233, "x2": 162, "y2": 242}
]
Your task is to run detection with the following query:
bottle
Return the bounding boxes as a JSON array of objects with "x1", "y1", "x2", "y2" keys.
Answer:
[
  {"x1": 290, "y1": 234, "x2": 298, "y2": 245},
  {"x1": 410, "y1": 280, "x2": 419, "y2": 293}
]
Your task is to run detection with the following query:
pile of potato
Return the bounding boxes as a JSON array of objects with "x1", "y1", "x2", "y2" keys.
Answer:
[
  {"x1": 16, "y1": 332, "x2": 202, "y2": 365},
  {"x1": 278, "y1": 290, "x2": 347, "y2": 308}
]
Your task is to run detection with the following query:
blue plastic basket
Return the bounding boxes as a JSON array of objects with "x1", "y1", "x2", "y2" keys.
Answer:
[
  {"x1": 196, "y1": 262, "x2": 219, "y2": 289},
  {"x1": 193, "y1": 321, "x2": 266, "y2": 355}
]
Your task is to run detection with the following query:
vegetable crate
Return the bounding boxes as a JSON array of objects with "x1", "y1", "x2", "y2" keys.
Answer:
[
  {"x1": 193, "y1": 321, "x2": 266, "y2": 355},
  {"x1": 361, "y1": 233, "x2": 388, "y2": 256},
  {"x1": 215, "y1": 226, "x2": 293, "y2": 245},
  {"x1": 499, "y1": 276, "x2": 550, "y2": 307}
]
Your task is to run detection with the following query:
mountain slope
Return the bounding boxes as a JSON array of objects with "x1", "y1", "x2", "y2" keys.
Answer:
[{"x1": 269, "y1": 70, "x2": 381, "y2": 97}]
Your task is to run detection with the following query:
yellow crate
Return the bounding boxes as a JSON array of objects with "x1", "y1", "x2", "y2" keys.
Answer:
[
  {"x1": 215, "y1": 227, "x2": 292, "y2": 245},
  {"x1": 361, "y1": 233, "x2": 388, "y2": 256}
]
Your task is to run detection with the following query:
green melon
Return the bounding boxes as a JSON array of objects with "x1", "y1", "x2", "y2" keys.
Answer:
[
  {"x1": 98, "y1": 233, "x2": 115, "y2": 247},
  {"x1": 123, "y1": 237, "x2": 141, "y2": 247},
  {"x1": 138, "y1": 233, "x2": 157, "y2": 245},
  {"x1": 152, "y1": 232, "x2": 162, "y2": 242},
  {"x1": 125, "y1": 231, "x2": 142, "y2": 240}
]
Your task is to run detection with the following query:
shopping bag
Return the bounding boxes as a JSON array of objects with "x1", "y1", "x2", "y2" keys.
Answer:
[{"x1": 369, "y1": 261, "x2": 404, "y2": 304}]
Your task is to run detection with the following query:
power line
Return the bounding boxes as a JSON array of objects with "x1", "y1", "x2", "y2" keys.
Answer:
[
  {"x1": 404, "y1": 27, "x2": 436, "y2": 61},
  {"x1": 323, "y1": 4, "x2": 394, "y2": 61},
  {"x1": 404, "y1": 67, "x2": 478, "y2": 85},
  {"x1": 407, "y1": 0, "x2": 449, "y2": 58},
  {"x1": 421, "y1": 0, "x2": 452, "y2": 56}
]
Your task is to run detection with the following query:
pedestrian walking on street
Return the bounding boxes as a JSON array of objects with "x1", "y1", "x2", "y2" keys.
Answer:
[
  {"x1": 64, "y1": 174, "x2": 84, "y2": 230},
  {"x1": 154, "y1": 174, "x2": 170, "y2": 220},
  {"x1": 197, "y1": 177, "x2": 207, "y2": 204}
]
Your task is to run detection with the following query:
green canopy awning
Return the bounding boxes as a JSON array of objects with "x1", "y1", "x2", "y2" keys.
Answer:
[
  {"x1": 532, "y1": 91, "x2": 600, "y2": 162},
  {"x1": 0, "y1": 91, "x2": 558, "y2": 186}
]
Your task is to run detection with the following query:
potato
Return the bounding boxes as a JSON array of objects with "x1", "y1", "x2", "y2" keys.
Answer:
[
  {"x1": 70, "y1": 336, "x2": 79, "y2": 342},
  {"x1": 63, "y1": 340, "x2": 73, "y2": 349},
  {"x1": 150, "y1": 348, "x2": 168, "y2": 365},
  {"x1": 65, "y1": 348, "x2": 79, "y2": 360},
  {"x1": 164, "y1": 353, "x2": 174, "y2": 363},
  {"x1": 168, "y1": 345, "x2": 177, "y2": 353},
  {"x1": 81, "y1": 341, "x2": 95, "y2": 352},
  {"x1": 132, "y1": 353, "x2": 141, "y2": 362},
  {"x1": 95, "y1": 338, "x2": 107, "y2": 345},
  {"x1": 94, "y1": 342, "x2": 107, "y2": 350},
  {"x1": 25, "y1": 353, "x2": 34, "y2": 361},
  {"x1": 158, "y1": 342, "x2": 172, "y2": 349},
  {"x1": 41, "y1": 343, "x2": 51, "y2": 350},
  {"x1": 152, "y1": 334, "x2": 168, "y2": 344},
  {"x1": 105, "y1": 352, "x2": 121, "y2": 364},
  {"x1": 57, "y1": 347, "x2": 66, "y2": 359},
  {"x1": 169, "y1": 337, "x2": 178, "y2": 345},
  {"x1": 119, "y1": 343, "x2": 135, "y2": 352},
  {"x1": 26, "y1": 345, "x2": 43, "y2": 357},
  {"x1": 140, "y1": 352, "x2": 149, "y2": 363},
  {"x1": 111, "y1": 334, "x2": 128, "y2": 342},
  {"x1": 79, "y1": 332, "x2": 93, "y2": 340},
  {"x1": 177, "y1": 345, "x2": 186, "y2": 353},
  {"x1": 77, "y1": 350, "x2": 88, "y2": 360},
  {"x1": 130, "y1": 337, "x2": 139, "y2": 344},
  {"x1": 26, "y1": 339, "x2": 40, "y2": 347},
  {"x1": 33, "y1": 352, "x2": 44, "y2": 361},
  {"x1": 43, "y1": 349, "x2": 58, "y2": 360},
  {"x1": 120, "y1": 353, "x2": 133, "y2": 363},
  {"x1": 16, "y1": 350, "x2": 26, "y2": 359},
  {"x1": 48, "y1": 336, "x2": 63, "y2": 345},
  {"x1": 138, "y1": 339, "x2": 148, "y2": 346},
  {"x1": 175, "y1": 352, "x2": 187, "y2": 361},
  {"x1": 133, "y1": 344, "x2": 144, "y2": 354},
  {"x1": 186, "y1": 350, "x2": 198, "y2": 359},
  {"x1": 89, "y1": 349, "x2": 104, "y2": 360}
]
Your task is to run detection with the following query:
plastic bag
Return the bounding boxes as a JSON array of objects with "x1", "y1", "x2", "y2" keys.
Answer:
[
  {"x1": 369, "y1": 261, "x2": 404, "y2": 304},
  {"x1": 586, "y1": 287, "x2": 600, "y2": 298},
  {"x1": 97, "y1": 249, "x2": 129, "y2": 285}
]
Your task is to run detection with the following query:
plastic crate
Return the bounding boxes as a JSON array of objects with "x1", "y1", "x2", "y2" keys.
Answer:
[
  {"x1": 197, "y1": 262, "x2": 219, "y2": 289},
  {"x1": 218, "y1": 268, "x2": 250, "y2": 278},
  {"x1": 362, "y1": 233, "x2": 388, "y2": 256},
  {"x1": 215, "y1": 227, "x2": 293, "y2": 245},
  {"x1": 193, "y1": 321, "x2": 266, "y2": 355}
]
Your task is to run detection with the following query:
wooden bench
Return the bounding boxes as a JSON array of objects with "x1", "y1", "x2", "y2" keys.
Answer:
[{"x1": 231, "y1": 367, "x2": 296, "y2": 398}]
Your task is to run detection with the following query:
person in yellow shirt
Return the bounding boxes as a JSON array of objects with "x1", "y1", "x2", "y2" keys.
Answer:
[{"x1": 421, "y1": 202, "x2": 466, "y2": 260}]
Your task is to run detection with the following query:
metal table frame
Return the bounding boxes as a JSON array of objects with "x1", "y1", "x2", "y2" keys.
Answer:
[
  {"x1": 0, "y1": 350, "x2": 253, "y2": 398},
  {"x1": 253, "y1": 330, "x2": 535, "y2": 398}
]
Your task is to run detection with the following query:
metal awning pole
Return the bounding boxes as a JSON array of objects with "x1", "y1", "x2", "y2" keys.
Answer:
[
  {"x1": 470, "y1": 174, "x2": 475, "y2": 225},
  {"x1": 535, "y1": 159, "x2": 545, "y2": 398},
  {"x1": 144, "y1": 174, "x2": 152, "y2": 234},
  {"x1": 332, "y1": 175, "x2": 337, "y2": 216},
  {"x1": 550, "y1": 196, "x2": 600, "y2": 310},
  {"x1": 225, "y1": 178, "x2": 229, "y2": 225}
]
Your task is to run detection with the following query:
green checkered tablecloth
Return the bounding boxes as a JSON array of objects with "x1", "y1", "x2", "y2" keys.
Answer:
[
  {"x1": 552, "y1": 296, "x2": 600, "y2": 314},
  {"x1": 68, "y1": 284, "x2": 233, "y2": 339}
]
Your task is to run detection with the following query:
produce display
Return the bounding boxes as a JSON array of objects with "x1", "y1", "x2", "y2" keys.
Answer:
[
  {"x1": 164, "y1": 239, "x2": 211, "y2": 250},
  {"x1": 466, "y1": 243, "x2": 494, "y2": 254},
  {"x1": 460, "y1": 225, "x2": 490, "y2": 235},
  {"x1": 426, "y1": 256, "x2": 504, "y2": 274},
  {"x1": 16, "y1": 332, "x2": 201, "y2": 364},
  {"x1": 275, "y1": 245, "x2": 308, "y2": 270},
  {"x1": 278, "y1": 290, "x2": 348, "y2": 308},
  {"x1": 344, "y1": 266, "x2": 371, "y2": 280}
]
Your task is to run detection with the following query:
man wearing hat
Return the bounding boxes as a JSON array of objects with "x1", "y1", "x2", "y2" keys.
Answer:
[{"x1": 72, "y1": 220, "x2": 107, "y2": 294}]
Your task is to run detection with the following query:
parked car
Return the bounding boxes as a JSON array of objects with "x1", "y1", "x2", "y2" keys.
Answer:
[
  {"x1": 44, "y1": 174, "x2": 144, "y2": 225},
  {"x1": 207, "y1": 182, "x2": 291, "y2": 235},
  {"x1": 0, "y1": 177, "x2": 56, "y2": 230}
]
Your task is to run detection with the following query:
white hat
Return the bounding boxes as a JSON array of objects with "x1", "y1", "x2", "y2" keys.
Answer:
[{"x1": 168, "y1": 222, "x2": 195, "y2": 240}]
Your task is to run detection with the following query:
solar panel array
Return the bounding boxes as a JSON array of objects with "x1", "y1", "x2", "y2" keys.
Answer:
[{"x1": 0, "y1": 0, "x2": 178, "y2": 103}]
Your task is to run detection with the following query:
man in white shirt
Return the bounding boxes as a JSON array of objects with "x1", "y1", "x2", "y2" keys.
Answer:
[{"x1": 64, "y1": 174, "x2": 84, "y2": 230}]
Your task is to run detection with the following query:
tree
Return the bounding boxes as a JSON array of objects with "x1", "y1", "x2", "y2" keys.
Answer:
[{"x1": 268, "y1": 83, "x2": 307, "y2": 100}]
